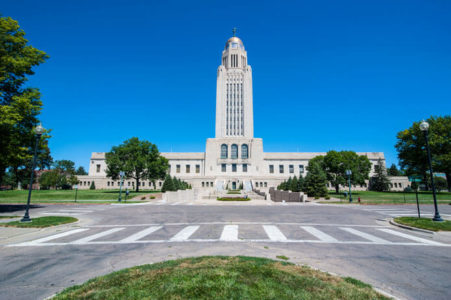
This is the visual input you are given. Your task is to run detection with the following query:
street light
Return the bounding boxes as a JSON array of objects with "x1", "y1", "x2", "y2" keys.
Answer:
[
  {"x1": 420, "y1": 120, "x2": 443, "y2": 222},
  {"x1": 74, "y1": 184, "x2": 78, "y2": 202},
  {"x1": 21, "y1": 123, "x2": 45, "y2": 222},
  {"x1": 118, "y1": 171, "x2": 125, "y2": 202},
  {"x1": 345, "y1": 169, "x2": 352, "y2": 203}
]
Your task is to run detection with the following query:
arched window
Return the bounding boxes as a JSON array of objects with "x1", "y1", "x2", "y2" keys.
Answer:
[
  {"x1": 221, "y1": 144, "x2": 228, "y2": 159},
  {"x1": 241, "y1": 144, "x2": 248, "y2": 159},
  {"x1": 231, "y1": 144, "x2": 238, "y2": 159}
]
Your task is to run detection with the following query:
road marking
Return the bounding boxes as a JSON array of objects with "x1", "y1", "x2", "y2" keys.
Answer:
[
  {"x1": 71, "y1": 228, "x2": 125, "y2": 244},
  {"x1": 378, "y1": 228, "x2": 443, "y2": 245},
  {"x1": 263, "y1": 225, "x2": 287, "y2": 241},
  {"x1": 15, "y1": 228, "x2": 89, "y2": 246},
  {"x1": 170, "y1": 226, "x2": 199, "y2": 241},
  {"x1": 85, "y1": 222, "x2": 389, "y2": 228},
  {"x1": 41, "y1": 212, "x2": 83, "y2": 216},
  {"x1": 120, "y1": 226, "x2": 162, "y2": 243},
  {"x1": 301, "y1": 226, "x2": 338, "y2": 242},
  {"x1": 340, "y1": 227, "x2": 391, "y2": 243},
  {"x1": 220, "y1": 225, "x2": 238, "y2": 241},
  {"x1": 171, "y1": 202, "x2": 180, "y2": 206}
]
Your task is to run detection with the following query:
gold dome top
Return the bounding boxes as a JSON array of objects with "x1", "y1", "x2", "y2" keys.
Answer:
[{"x1": 225, "y1": 36, "x2": 244, "y2": 50}]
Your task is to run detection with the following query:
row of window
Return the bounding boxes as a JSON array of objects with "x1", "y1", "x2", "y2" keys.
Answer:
[
  {"x1": 221, "y1": 144, "x2": 248, "y2": 159},
  {"x1": 170, "y1": 164, "x2": 201, "y2": 174},
  {"x1": 254, "y1": 182, "x2": 267, "y2": 188},
  {"x1": 106, "y1": 181, "x2": 162, "y2": 187},
  {"x1": 202, "y1": 181, "x2": 214, "y2": 187},
  {"x1": 269, "y1": 164, "x2": 305, "y2": 174},
  {"x1": 221, "y1": 163, "x2": 247, "y2": 172}
]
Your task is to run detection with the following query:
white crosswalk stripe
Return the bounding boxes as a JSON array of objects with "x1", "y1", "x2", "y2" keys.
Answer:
[
  {"x1": 120, "y1": 226, "x2": 162, "y2": 243},
  {"x1": 72, "y1": 228, "x2": 125, "y2": 244},
  {"x1": 170, "y1": 226, "x2": 199, "y2": 241},
  {"x1": 377, "y1": 228, "x2": 443, "y2": 245},
  {"x1": 220, "y1": 225, "x2": 239, "y2": 241},
  {"x1": 301, "y1": 226, "x2": 338, "y2": 242},
  {"x1": 340, "y1": 227, "x2": 391, "y2": 243},
  {"x1": 16, "y1": 228, "x2": 89, "y2": 246},
  {"x1": 263, "y1": 225, "x2": 287, "y2": 241}
]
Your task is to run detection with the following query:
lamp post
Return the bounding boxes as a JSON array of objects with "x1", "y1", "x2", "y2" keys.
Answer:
[
  {"x1": 118, "y1": 171, "x2": 125, "y2": 202},
  {"x1": 346, "y1": 169, "x2": 352, "y2": 202},
  {"x1": 21, "y1": 123, "x2": 45, "y2": 222},
  {"x1": 74, "y1": 184, "x2": 78, "y2": 202},
  {"x1": 419, "y1": 120, "x2": 443, "y2": 222}
]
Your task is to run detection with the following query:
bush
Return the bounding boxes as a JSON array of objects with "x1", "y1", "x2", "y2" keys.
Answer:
[
  {"x1": 325, "y1": 196, "x2": 330, "y2": 200},
  {"x1": 141, "y1": 196, "x2": 146, "y2": 200},
  {"x1": 89, "y1": 181, "x2": 96, "y2": 190},
  {"x1": 404, "y1": 186, "x2": 413, "y2": 192},
  {"x1": 150, "y1": 196, "x2": 155, "y2": 199}
]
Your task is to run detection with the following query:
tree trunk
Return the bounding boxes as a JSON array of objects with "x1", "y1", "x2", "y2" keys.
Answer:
[
  {"x1": 335, "y1": 184, "x2": 339, "y2": 194},
  {"x1": 135, "y1": 177, "x2": 139, "y2": 192}
]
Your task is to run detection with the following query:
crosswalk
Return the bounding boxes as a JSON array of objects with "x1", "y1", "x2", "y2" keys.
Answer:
[
  {"x1": 40, "y1": 207, "x2": 103, "y2": 216},
  {"x1": 9, "y1": 223, "x2": 448, "y2": 247}
]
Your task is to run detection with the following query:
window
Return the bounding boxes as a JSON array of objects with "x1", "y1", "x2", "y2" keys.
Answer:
[
  {"x1": 394, "y1": 183, "x2": 398, "y2": 188},
  {"x1": 269, "y1": 165, "x2": 274, "y2": 173},
  {"x1": 256, "y1": 182, "x2": 259, "y2": 187},
  {"x1": 241, "y1": 144, "x2": 248, "y2": 159},
  {"x1": 196, "y1": 165, "x2": 200, "y2": 173},
  {"x1": 232, "y1": 164, "x2": 237, "y2": 172},
  {"x1": 168, "y1": 165, "x2": 171, "y2": 173},
  {"x1": 289, "y1": 165, "x2": 294, "y2": 173},
  {"x1": 299, "y1": 165, "x2": 304, "y2": 174},
  {"x1": 202, "y1": 182, "x2": 205, "y2": 187},
  {"x1": 128, "y1": 182, "x2": 131, "y2": 186},
  {"x1": 222, "y1": 164, "x2": 226, "y2": 172},
  {"x1": 159, "y1": 182, "x2": 162, "y2": 187},
  {"x1": 279, "y1": 165, "x2": 284, "y2": 173},
  {"x1": 186, "y1": 165, "x2": 190, "y2": 173},
  {"x1": 221, "y1": 144, "x2": 228, "y2": 159},
  {"x1": 243, "y1": 164, "x2": 247, "y2": 172},
  {"x1": 210, "y1": 182, "x2": 213, "y2": 187},
  {"x1": 264, "y1": 182, "x2": 267, "y2": 187},
  {"x1": 96, "y1": 164, "x2": 101, "y2": 173},
  {"x1": 107, "y1": 182, "x2": 110, "y2": 186},
  {"x1": 142, "y1": 182, "x2": 145, "y2": 187},
  {"x1": 176, "y1": 165, "x2": 180, "y2": 173},
  {"x1": 231, "y1": 144, "x2": 238, "y2": 159}
]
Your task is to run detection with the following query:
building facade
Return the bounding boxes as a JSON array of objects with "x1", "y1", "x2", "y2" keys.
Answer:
[{"x1": 78, "y1": 34, "x2": 408, "y2": 192}]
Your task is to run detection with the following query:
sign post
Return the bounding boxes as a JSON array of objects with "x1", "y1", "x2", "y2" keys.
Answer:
[
  {"x1": 119, "y1": 171, "x2": 125, "y2": 202},
  {"x1": 409, "y1": 176, "x2": 422, "y2": 218},
  {"x1": 74, "y1": 185, "x2": 78, "y2": 203}
]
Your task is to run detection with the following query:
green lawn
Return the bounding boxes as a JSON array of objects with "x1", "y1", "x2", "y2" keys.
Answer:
[
  {"x1": 0, "y1": 189, "x2": 160, "y2": 204},
  {"x1": 394, "y1": 217, "x2": 451, "y2": 232},
  {"x1": 0, "y1": 216, "x2": 78, "y2": 228},
  {"x1": 52, "y1": 256, "x2": 389, "y2": 300},
  {"x1": 325, "y1": 190, "x2": 451, "y2": 205}
]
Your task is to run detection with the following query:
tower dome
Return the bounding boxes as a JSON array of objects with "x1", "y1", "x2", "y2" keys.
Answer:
[{"x1": 225, "y1": 36, "x2": 244, "y2": 50}]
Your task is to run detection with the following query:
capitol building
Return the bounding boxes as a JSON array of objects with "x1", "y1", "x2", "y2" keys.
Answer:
[{"x1": 77, "y1": 33, "x2": 406, "y2": 192}]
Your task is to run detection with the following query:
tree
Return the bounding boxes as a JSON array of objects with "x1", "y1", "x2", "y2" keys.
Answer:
[
  {"x1": 388, "y1": 164, "x2": 401, "y2": 176},
  {"x1": 396, "y1": 116, "x2": 451, "y2": 191},
  {"x1": 369, "y1": 159, "x2": 391, "y2": 192},
  {"x1": 0, "y1": 16, "x2": 51, "y2": 185},
  {"x1": 90, "y1": 181, "x2": 96, "y2": 190},
  {"x1": 173, "y1": 176, "x2": 181, "y2": 190},
  {"x1": 297, "y1": 175, "x2": 305, "y2": 192},
  {"x1": 54, "y1": 160, "x2": 76, "y2": 173},
  {"x1": 322, "y1": 151, "x2": 371, "y2": 194},
  {"x1": 304, "y1": 161, "x2": 328, "y2": 197},
  {"x1": 105, "y1": 137, "x2": 169, "y2": 192},
  {"x1": 290, "y1": 176, "x2": 299, "y2": 192},
  {"x1": 76, "y1": 166, "x2": 87, "y2": 175},
  {"x1": 434, "y1": 177, "x2": 447, "y2": 192},
  {"x1": 161, "y1": 174, "x2": 175, "y2": 192}
]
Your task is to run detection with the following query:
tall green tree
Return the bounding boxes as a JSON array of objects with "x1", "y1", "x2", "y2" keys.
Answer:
[
  {"x1": 323, "y1": 151, "x2": 371, "y2": 193},
  {"x1": 0, "y1": 16, "x2": 51, "y2": 185},
  {"x1": 290, "y1": 176, "x2": 299, "y2": 192},
  {"x1": 105, "y1": 137, "x2": 168, "y2": 192},
  {"x1": 396, "y1": 116, "x2": 451, "y2": 191},
  {"x1": 76, "y1": 166, "x2": 88, "y2": 175},
  {"x1": 304, "y1": 161, "x2": 328, "y2": 197},
  {"x1": 369, "y1": 159, "x2": 391, "y2": 192},
  {"x1": 387, "y1": 164, "x2": 401, "y2": 176},
  {"x1": 161, "y1": 174, "x2": 175, "y2": 192}
]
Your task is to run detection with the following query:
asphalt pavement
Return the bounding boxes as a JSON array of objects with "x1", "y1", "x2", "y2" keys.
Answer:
[{"x1": 1, "y1": 201, "x2": 450, "y2": 300}]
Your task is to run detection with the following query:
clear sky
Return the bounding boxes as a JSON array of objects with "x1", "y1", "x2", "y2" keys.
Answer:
[{"x1": 3, "y1": 0, "x2": 451, "y2": 170}]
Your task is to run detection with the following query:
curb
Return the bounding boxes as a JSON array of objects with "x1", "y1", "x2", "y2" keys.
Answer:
[{"x1": 389, "y1": 218, "x2": 435, "y2": 234}]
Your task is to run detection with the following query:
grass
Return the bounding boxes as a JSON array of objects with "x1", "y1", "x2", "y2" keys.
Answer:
[
  {"x1": 394, "y1": 217, "x2": 451, "y2": 232},
  {"x1": 52, "y1": 256, "x2": 389, "y2": 300},
  {"x1": 320, "y1": 190, "x2": 451, "y2": 205},
  {"x1": 276, "y1": 255, "x2": 289, "y2": 260},
  {"x1": 0, "y1": 216, "x2": 78, "y2": 228},
  {"x1": 0, "y1": 189, "x2": 160, "y2": 204},
  {"x1": 217, "y1": 197, "x2": 251, "y2": 201},
  {"x1": 0, "y1": 215, "x2": 20, "y2": 219}
]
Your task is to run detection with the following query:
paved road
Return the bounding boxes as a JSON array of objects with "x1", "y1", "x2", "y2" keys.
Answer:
[{"x1": 1, "y1": 202, "x2": 450, "y2": 299}]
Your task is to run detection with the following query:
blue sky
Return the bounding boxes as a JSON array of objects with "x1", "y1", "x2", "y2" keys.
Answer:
[{"x1": 3, "y1": 0, "x2": 451, "y2": 170}]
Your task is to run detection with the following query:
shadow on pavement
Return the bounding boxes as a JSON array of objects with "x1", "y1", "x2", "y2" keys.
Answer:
[{"x1": 0, "y1": 204, "x2": 44, "y2": 213}]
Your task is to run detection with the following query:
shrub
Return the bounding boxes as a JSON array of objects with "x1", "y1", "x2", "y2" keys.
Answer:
[
  {"x1": 89, "y1": 181, "x2": 96, "y2": 190},
  {"x1": 325, "y1": 196, "x2": 330, "y2": 200},
  {"x1": 150, "y1": 196, "x2": 155, "y2": 199},
  {"x1": 141, "y1": 196, "x2": 146, "y2": 200}
]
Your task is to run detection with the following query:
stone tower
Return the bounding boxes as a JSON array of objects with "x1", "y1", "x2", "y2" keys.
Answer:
[{"x1": 215, "y1": 32, "x2": 254, "y2": 138}]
